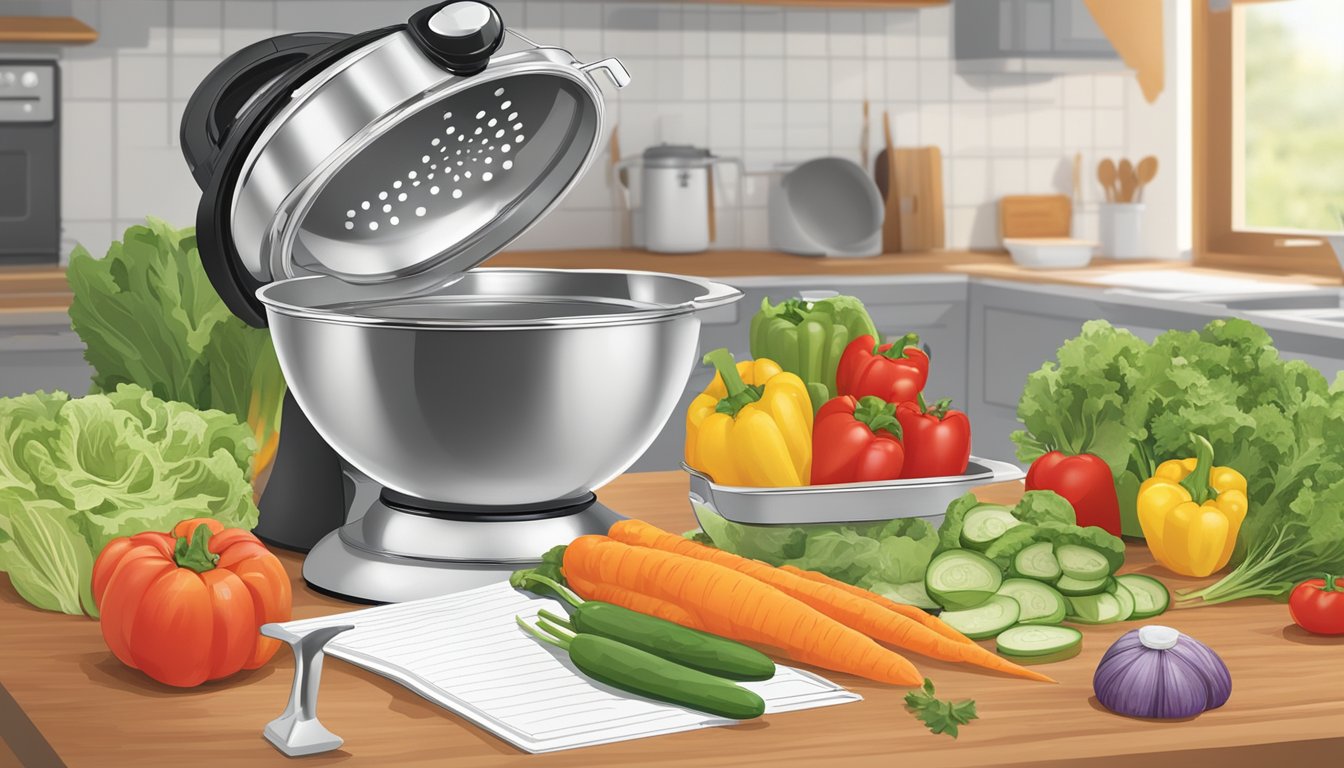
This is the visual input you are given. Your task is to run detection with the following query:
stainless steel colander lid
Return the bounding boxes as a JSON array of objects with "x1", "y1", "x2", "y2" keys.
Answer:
[{"x1": 227, "y1": 1, "x2": 628, "y2": 297}]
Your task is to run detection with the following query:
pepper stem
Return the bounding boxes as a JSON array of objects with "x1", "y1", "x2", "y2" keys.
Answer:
[
  {"x1": 877, "y1": 332, "x2": 921, "y2": 361},
  {"x1": 925, "y1": 397, "x2": 953, "y2": 420},
  {"x1": 704, "y1": 348, "x2": 762, "y2": 417},
  {"x1": 1323, "y1": 574, "x2": 1338, "y2": 593},
  {"x1": 854, "y1": 396, "x2": 902, "y2": 439},
  {"x1": 1178, "y1": 434, "x2": 1217, "y2": 505},
  {"x1": 173, "y1": 524, "x2": 219, "y2": 574}
]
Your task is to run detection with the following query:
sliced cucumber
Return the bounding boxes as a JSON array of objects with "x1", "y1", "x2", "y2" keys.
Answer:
[
  {"x1": 870, "y1": 580, "x2": 941, "y2": 611},
  {"x1": 1116, "y1": 574, "x2": 1170, "y2": 619},
  {"x1": 1107, "y1": 578, "x2": 1136, "y2": 621},
  {"x1": 1055, "y1": 574, "x2": 1112, "y2": 596},
  {"x1": 1065, "y1": 591, "x2": 1133, "y2": 624},
  {"x1": 1010, "y1": 541, "x2": 1061, "y2": 583},
  {"x1": 960, "y1": 505, "x2": 1022, "y2": 551},
  {"x1": 925, "y1": 550, "x2": 1003, "y2": 610},
  {"x1": 938, "y1": 595, "x2": 1021, "y2": 640},
  {"x1": 995, "y1": 625, "x2": 1083, "y2": 657},
  {"x1": 995, "y1": 578, "x2": 1067, "y2": 625},
  {"x1": 1056, "y1": 544, "x2": 1113, "y2": 581}
]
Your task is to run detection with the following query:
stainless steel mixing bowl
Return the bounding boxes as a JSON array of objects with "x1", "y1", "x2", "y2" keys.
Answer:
[{"x1": 257, "y1": 268, "x2": 741, "y2": 508}]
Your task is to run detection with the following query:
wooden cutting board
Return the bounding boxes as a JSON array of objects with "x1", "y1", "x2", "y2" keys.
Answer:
[
  {"x1": 999, "y1": 195, "x2": 1072, "y2": 241},
  {"x1": 891, "y1": 146, "x2": 945, "y2": 252}
]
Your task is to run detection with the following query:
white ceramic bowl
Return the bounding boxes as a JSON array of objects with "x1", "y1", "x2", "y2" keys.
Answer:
[{"x1": 1004, "y1": 237, "x2": 1098, "y2": 269}]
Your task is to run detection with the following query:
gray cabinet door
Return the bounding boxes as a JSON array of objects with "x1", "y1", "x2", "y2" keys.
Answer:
[
  {"x1": 0, "y1": 314, "x2": 92, "y2": 398},
  {"x1": 627, "y1": 275, "x2": 969, "y2": 473}
]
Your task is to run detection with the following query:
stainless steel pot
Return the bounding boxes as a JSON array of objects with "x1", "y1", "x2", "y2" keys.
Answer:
[{"x1": 258, "y1": 269, "x2": 740, "y2": 507}]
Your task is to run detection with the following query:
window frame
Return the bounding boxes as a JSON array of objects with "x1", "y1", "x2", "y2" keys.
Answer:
[{"x1": 1195, "y1": 1, "x2": 1341, "y2": 276}]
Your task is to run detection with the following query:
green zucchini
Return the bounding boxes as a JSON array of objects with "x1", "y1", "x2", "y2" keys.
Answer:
[
  {"x1": 995, "y1": 625, "x2": 1083, "y2": 658},
  {"x1": 519, "y1": 617, "x2": 765, "y2": 720},
  {"x1": 937, "y1": 595, "x2": 1021, "y2": 640},
  {"x1": 925, "y1": 549, "x2": 1003, "y2": 610},
  {"x1": 519, "y1": 573, "x2": 775, "y2": 681},
  {"x1": 1009, "y1": 541, "x2": 1061, "y2": 583},
  {"x1": 1065, "y1": 591, "x2": 1132, "y2": 624},
  {"x1": 1054, "y1": 574, "x2": 1112, "y2": 596},
  {"x1": 1115, "y1": 574, "x2": 1170, "y2": 619},
  {"x1": 1118, "y1": 572, "x2": 1171, "y2": 621},
  {"x1": 1056, "y1": 544, "x2": 1113, "y2": 581},
  {"x1": 995, "y1": 578, "x2": 1067, "y2": 625},
  {"x1": 1106, "y1": 578, "x2": 1136, "y2": 621},
  {"x1": 959, "y1": 505, "x2": 1022, "y2": 551}
]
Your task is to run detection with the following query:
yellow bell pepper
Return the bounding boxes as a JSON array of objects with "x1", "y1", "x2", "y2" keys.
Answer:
[
  {"x1": 1137, "y1": 435, "x2": 1249, "y2": 577},
  {"x1": 685, "y1": 348, "x2": 813, "y2": 487}
]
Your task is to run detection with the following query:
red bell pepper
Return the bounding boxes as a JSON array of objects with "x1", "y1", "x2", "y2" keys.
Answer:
[
  {"x1": 1025, "y1": 452, "x2": 1122, "y2": 536},
  {"x1": 895, "y1": 395, "x2": 971, "y2": 479},
  {"x1": 835, "y1": 333, "x2": 929, "y2": 404},
  {"x1": 811, "y1": 395, "x2": 905, "y2": 484},
  {"x1": 1289, "y1": 574, "x2": 1344, "y2": 636}
]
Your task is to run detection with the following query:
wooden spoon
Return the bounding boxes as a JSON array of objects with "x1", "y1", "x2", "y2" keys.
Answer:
[
  {"x1": 1118, "y1": 158, "x2": 1136, "y2": 203},
  {"x1": 1097, "y1": 158, "x2": 1117, "y2": 203},
  {"x1": 1135, "y1": 155, "x2": 1158, "y2": 202}
]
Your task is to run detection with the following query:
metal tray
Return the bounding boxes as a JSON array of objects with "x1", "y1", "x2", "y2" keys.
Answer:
[{"x1": 685, "y1": 458, "x2": 1025, "y2": 527}]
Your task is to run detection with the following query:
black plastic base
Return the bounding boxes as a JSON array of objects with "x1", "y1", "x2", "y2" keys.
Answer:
[{"x1": 253, "y1": 391, "x2": 349, "y2": 553}]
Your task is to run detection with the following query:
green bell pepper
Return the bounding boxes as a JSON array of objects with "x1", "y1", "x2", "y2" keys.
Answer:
[{"x1": 749, "y1": 295, "x2": 879, "y2": 411}]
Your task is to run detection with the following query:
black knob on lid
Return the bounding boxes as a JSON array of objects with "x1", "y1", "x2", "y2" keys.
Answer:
[{"x1": 408, "y1": 1, "x2": 504, "y2": 76}]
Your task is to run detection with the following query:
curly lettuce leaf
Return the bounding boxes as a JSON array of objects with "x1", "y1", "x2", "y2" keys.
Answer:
[
  {"x1": 1011, "y1": 320, "x2": 1147, "y2": 473},
  {"x1": 0, "y1": 385, "x2": 258, "y2": 617},
  {"x1": 1012, "y1": 490, "x2": 1076, "y2": 526},
  {"x1": 67, "y1": 218, "x2": 285, "y2": 472},
  {"x1": 937, "y1": 493, "x2": 986, "y2": 551}
]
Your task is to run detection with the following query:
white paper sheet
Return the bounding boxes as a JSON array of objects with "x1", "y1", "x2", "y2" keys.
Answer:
[{"x1": 280, "y1": 581, "x2": 861, "y2": 753}]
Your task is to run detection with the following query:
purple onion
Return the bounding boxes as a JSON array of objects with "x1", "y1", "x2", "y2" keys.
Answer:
[{"x1": 1093, "y1": 625, "x2": 1232, "y2": 719}]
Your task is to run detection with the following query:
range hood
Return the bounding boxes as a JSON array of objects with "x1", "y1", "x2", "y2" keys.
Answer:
[{"x1": 954, "y1": 0, "x2": 1126, "y2": 74}]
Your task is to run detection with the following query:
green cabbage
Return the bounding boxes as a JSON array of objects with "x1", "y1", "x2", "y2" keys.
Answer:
[
  {"x1": 0, "y1": 387, "x2": 258, "y2": 617},
  {"x1": 692, "y1": 502, "x2": 939, "y2": 596}
]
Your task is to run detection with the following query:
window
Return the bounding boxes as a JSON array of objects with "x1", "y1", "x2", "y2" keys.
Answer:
[
  {"x1": 1240, "y1": 0, "x2": 1344, "y2": 232},
  {"x1": 1198, "y1": 0, "x2": 1341, "y2": 273}
]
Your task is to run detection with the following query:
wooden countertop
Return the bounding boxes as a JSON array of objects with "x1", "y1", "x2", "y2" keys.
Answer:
[
  {"x1": 5, "y1": 250, "x2": 1336, "y2": 316},
  {"x1": 0, "y1": 16, "x2": 97, "y2": 44},
  {"x1": 1, "y1": 472, "x2": 1340, "y2": 767}
]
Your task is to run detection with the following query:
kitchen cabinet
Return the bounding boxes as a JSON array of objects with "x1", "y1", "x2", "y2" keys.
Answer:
[
  {"x1": 628, "y1": 274, "x2": 969, "y2": 472},
  {"x1": 954, "y1": 0, "x2": 1124, "y2": 73},
  {"x1": 0, "y1": 312, "x2": 91, "y2": 398}
]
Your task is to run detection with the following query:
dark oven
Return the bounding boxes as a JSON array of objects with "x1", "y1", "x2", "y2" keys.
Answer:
[{"x1": 0, "y1": 60, "x2": 59, "y2": 265}]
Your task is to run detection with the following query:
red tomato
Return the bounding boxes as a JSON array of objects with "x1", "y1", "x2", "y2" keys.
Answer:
[
  {"x1": 1025, "y1": 451, "x2": 1122, "y2": 536},
  {"x1": 1289, "y1": 575, "x2": 1344, "y2": 636}
]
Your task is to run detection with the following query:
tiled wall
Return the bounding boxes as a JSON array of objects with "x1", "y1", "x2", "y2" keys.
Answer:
[{"x1": 4, "y1": 1, "x2": 1158, "y2": 261}]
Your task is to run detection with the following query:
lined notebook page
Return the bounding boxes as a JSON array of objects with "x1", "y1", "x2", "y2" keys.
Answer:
[{"x1": 281, "y1": 581, "x2": 861, "y2": 753}]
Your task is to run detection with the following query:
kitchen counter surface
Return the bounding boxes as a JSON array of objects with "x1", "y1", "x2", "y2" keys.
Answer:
[
  {"x1": 6, "y1": 249, "x2": 1337, "y2": 315},
  {"x1": 1, "y1": 472, "x2": 1340, "y2": 768}
]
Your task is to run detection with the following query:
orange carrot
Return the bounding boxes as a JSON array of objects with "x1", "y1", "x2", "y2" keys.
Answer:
[
  {"x1": 778, "y1": 565, "x2": 972, "y2": 645},
  {"x1": 564, "y1": 535, "x2": 923, "y2": 686},
  {"x1": 608, "y1": 520, "x2": 1053, "y2": 684}
]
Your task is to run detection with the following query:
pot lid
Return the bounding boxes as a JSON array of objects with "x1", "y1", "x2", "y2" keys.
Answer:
[
  {"x1": 197, "y1": 1, "x2": 629, "y2": 319},
  {"x1": 641, "y1": 143, "x2": 714, "y2": 168}
]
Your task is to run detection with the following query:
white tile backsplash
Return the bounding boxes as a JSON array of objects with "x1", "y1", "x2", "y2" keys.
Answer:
[{"x1": 41, "y1": 0, "x2": 1145, "y2": 258}]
